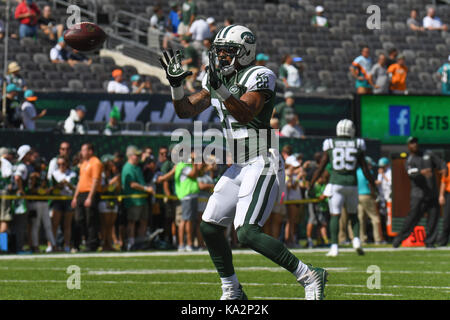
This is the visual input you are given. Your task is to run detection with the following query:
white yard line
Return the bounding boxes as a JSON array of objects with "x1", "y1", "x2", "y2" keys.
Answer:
[
  {"x1": 345, "y1": 293, "x2": 401, "y2": 297},
  {"x1": 0, "y1": 247, "x2": 448, "y2": 260}
]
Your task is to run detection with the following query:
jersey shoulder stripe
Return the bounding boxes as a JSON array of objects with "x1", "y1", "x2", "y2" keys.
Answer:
[{"x1": 323, "y1": 138, "x2": 333, "y2": 151}]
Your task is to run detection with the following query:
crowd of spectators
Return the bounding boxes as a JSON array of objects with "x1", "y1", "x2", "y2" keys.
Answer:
[{"x1": 0, "y1": 139, "x2": 402, "y2": 254}]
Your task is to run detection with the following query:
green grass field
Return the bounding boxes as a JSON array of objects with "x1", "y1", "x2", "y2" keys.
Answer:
[{"x1": 0, "y1": 247, "x2": 449, "y2": 300}]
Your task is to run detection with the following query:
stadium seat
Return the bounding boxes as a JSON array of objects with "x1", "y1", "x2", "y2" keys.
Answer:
[{"x1": 68, "y1": 79, "x2": 84, "y2": 91}]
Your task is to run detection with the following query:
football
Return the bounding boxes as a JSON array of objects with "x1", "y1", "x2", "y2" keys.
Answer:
[{"x1": 63, "y1": 22, "x2": 107, "y2": 51}]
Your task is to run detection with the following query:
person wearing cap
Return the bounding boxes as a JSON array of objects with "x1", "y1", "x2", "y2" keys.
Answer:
[
  {"x1": 14, "y1": 0, "x2": 41, "y2": 38},
  {"x1": 180, "y1": 35, "x2": 199, "y2": 93},
  {"x1": 20, "y1": 90, "x2": 47, "y2": 131},
  {"x1": 255, "y1": 53, "x2": 269, "y2": 66},
  {"x1": 438, "y1": 159, "x2": 450, "y2": 246},
  {"x1": 273, "y1": 90, "x2": 297, "y2": 129},
  {"x1": 71, "y1": 143, "x2": 103, "y2": 252},
  {"x1": 437, "y1": 55, "x2": 450, "y2": 95},
  {"x1": 0, "y1": 148, "x2": 15, "y2": 234},
  {"x1": 206, "y1": 17, "x2": 217, "y2": 39},
  {"x1": 107, "y1": 69, "x2": 130, "y2": 94},
  {"x1": 130, "y1": 74, "x2": 152, "y2": 94},
  {"x1": 387, "y1": 54, "x2": 408, "y2": 94},
  {"x1": 121, "y1": 145, "x2": 154, "y2": 251},
  {"x1": 187, "y1": 16, "x2": 212, "y2": 51},
  {"x1": 103, "y1": 106, "x2": 121, "y2": 136},
  {"x1": 11, "y1": 145, "x2": 33, "y2": 253},
  {"x1": 3, "y1": 84, "x2": 22, "y2": 128},
  {"x1": 356, "y1": 156, "x2": 385, "y2": 244},
  {"x1": 63, "y1": 105, "x2": 87, "y2": 134},
  {"x1": 279, "y1": 54, "x2": 301, "y2": 88},
  {"x1": 6, "y1": 62, "x2": 27, "y2": 91},
  {"x1": 49, "y1": 36, "x2": 69, "y2": 63},
  {"x1": 393, "y1": 137, "x2": 447, "y2": 248},
  {"x1": 311, "y1": 6, "x2": 328, "y2": 28}
]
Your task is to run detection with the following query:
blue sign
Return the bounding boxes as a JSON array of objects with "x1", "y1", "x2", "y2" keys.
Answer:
[{"x1": 389, "y1": 105, "x2": 410, "y2": 136}]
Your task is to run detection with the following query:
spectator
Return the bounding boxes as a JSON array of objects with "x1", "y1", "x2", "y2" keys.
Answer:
[
  {"x1": 386, "y1": 48, "x2": 398, "y2": 68},
  {"x1": 63, "y1": 105, "x2": 87, "y2": 134},
  {"x1": 99, "y1": 156, "x2": 121, "y2": 251},
  {"x1": 67, "y1": 49, "x2": 92, "y2": 67},
  {"x1": 423, "y1": 6, "x2": 448, "y2": 31},
  {"x1": 306, "y1": 172, "x2": 330, "y2": 248},
  {"x1": 15, "y1": 0, "x2": 41, "y2": 38},
  {"x1": 206, "y1": 17, "x2": 217, "y2": 39},
  {"x1": 279, "y1": 55, "x2": 301, "y2": 89},
  {"x1": 150, "y1": 5, "x2": 167, "y2": 32},
  {"x1": 196, "y1": 161, "x2": 215, "y2": 249},
  {"x1": 369, "y1": 53, "x2": 389, "y2": 94},
  {"x1": 47, "y1": 141, "x2": 71, "y2": 182},
  {"x1": 311, "y1": 6, "x2": 328, "y2": 28},
  {"x1": 49, "y1": 36, "x2": 69, "y2": 64},
  {"x1": 270, "y1": 118, "x2": 282, "y2": 137},
  {"x1": 197, "y1": 38, "x2": 211, "y2": 81},
  {"x1": 4, "y1": 84, "x2": 22, "y2": 129},
  {"x1": 141, "y1": 147, "x2": 153, "y2": 163},
  {"x1": 178, "y1": 0, "x2": 197, "y2": 35},
  {"x1": 350, "y1": 46, "x2": 373, "y2": 94},
  {"x1": 107, "y1": 69, "x2": 130, "y2": 94},
  {"x1": 167, "y1": 1, "x2": 180, "y2": 34},
  {"x1": 20, "y1": 90, "x2": 47, "y2": 131},
  {"x1": 187, "y1": 16, "x2": 212, "y2": 51},
  {"x1": 103, "y1": 106, "x2": 121, "y2": 136},
  {"x1": 357, "y1": 157, "x2": 384, "y2": 244},
  {"x1": 407, "y1": 9, "x2": 425, "y2": 31},
  {"x1": 223, "y1": 17, "x2": 233, "y2": 27},
  {"x1": 437, "y1": 55, "x2": 450, "y2": 95},
  {"x1": 284, "y1": 163, "x2": 304, "y2": 248},
  {"x1": 121, "y1": 145, "x2": 154, "y2": 251},
  {"x1": 438, "y1": 160, "x2": 450, "y2": 246},
  {"x1": 0, "y1": 148, "x2": 15, "y2": 234},
  {"x1": 0, "y1": 19, "x2": 4, "y2": 40},
  {"x1": 281, "y1": 113, "x2": 305, "y2": 138},
  {"x1": 376, "y1": 157, "x2": 392, "y2": 220},
  {"x1": 255, "y1": 53, "x2": 269, "y2": 66},
  {"x1": 12, "y1": 145, "x2": 33, "y2": 253},
  {"x1": 130, "y1": 75, "x2": 153, "y2": 94},
  {"x1": 49, "y1": 155, "x2": 76, "y2": 252},
  {"x1": 6, "y1": 62, "x2": 27, "y2": 90},
  {"x1": 180, "y1": 35, "x2": 199, "y2": 93},
  {"x1": 387, "y1": 54, "x2": 408, "y2": 94},
  {"x1": 29, "y1": 156, "x2": 56, "y2": 253},
  {"x1": 38, "y1": 5, "x2": 63, "y2": 42},
  {"x1": 273, "y1": 91, "x2": 296, "y2": 128},
  {"x1": 71, "y1": 143, "x2": 103, "y2": 252}
]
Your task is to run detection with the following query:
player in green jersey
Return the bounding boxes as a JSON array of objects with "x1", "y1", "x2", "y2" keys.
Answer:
[
  {"x1": 308, "y1": 119, "x2": 377, "y2": 257},
  {"x1": 160, "y1": 25, "x2": 327, "y2": 300}
]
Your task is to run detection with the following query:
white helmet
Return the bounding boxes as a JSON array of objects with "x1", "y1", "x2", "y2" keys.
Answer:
[
  {"x1": 212, "y1": 25, "x2": 256, "y2": 75},
  {"x1": 336, "y1": 119, "x2": 355, "y2": 137}
]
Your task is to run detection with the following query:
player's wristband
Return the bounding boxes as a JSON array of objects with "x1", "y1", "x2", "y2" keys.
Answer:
[
  {"x1": 215, "y1": 84, "x2": 231, "y2": 100},
  {"x1": 171, "y1": 86, "x2": 184, "y2": 101}
]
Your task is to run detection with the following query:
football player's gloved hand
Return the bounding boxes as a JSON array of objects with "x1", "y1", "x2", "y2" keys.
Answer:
[
  {"x1": 207, "y1": 50, "x2": 222, "y2": 90},
  {"x1": 159, "y1": 49, "x2": 192, "y2": 88}
]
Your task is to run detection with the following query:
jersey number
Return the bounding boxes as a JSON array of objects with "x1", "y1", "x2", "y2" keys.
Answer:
[
  {"x1": 332, "y1": 147, "x2": 357, "y2": 171},
  {"x1": 256, "y1": 74, "x2": 269, "y2": 89}
]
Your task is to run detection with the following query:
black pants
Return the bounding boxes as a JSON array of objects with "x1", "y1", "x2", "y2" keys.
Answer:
[
  {"x1": 438, "y1": 192, "x2": 450, "y2": 245},
  {"x1": 73, "y1": 193, "x2": 100, "y2": 251},
  {"x1": 394, "y1": 196, "x2": 440, "y2": 246}
]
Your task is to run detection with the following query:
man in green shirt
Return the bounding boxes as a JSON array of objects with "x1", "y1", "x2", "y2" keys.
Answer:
[
  {"x1": 121, "y1": 145, "x2": 154, "y2": 251},
  {"x1": 103, "y1": 106, "x2": 121, "y2": 135},
  {"x1": 180, "y1": 35, "x2": 199, "y2": 93},
  {"x1": 272, "y1": 91, "x2": 296, "y2": 128},
  {"x1": 178, "y1": 0, "x2": 196, "y2": 35}
]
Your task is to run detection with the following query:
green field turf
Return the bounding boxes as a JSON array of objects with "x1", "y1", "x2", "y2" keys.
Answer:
[{"x1": 0, "y1": 247, "x2": 449, "y2": 300}]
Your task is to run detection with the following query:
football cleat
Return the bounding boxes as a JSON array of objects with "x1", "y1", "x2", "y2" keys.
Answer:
[
  {"x1": 220, "y1": 284, "x2": 248, "y2": 300},
  {"x1": 298, "y1": 265, "x2": 328, "y2": 300},
  {"x1": 326, "y1": 244, "x2": 339, "y2": 257},
  {"x1": 352, "y1": 237, "x2": 365, "y2": 255}
]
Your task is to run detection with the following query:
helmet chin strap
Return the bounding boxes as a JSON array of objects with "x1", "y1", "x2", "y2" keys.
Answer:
[{"x1": 220, "y1": 56, "x2": 236, "y2": 76}]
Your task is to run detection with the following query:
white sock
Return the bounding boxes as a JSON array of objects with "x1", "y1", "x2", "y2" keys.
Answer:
[
  {"x1": 221, "y1": 274, "x2": 239, "y2": 287},
  {"x1": 293, "y1": 261, "x2": 309, "y2": 280},
  {"x1": 330, "y1": 244, "x2": 338, "y2": 251}
]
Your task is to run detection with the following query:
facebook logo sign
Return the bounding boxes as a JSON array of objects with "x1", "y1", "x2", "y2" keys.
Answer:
[{"x1": 389, "y1": 105, "x2": 410, "y2": 136}]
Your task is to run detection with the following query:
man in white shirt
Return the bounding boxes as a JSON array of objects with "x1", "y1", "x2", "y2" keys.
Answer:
[
  {"x1": 20, "y1": 90, "x2": 46, "y2": 131},
  {"x1": 311, "y1": 6, "x2": 328, "y2": 28},
  {"x1": 107, "y1": 69, "x2": 130, "y2": 94},
  {"x1": 279, "y1": 55, "x2": 301, "y2": 88},
  {"x1": 47, "y1": 141, "x2": 71, "y2": 182},
  {"x1": 281, "y1": 113, "x2": 305, "y2": 138},
  {"x1": 64, "y1": 105, "x2": 87, "y2": 134},
  {"x1": 423, "y1": 7, "x2": 448, "y2": 31},
  {"x1": 49, "y1": 36, "x2": 69, "y2": 63},
  {"x1": 0, "y1": 148, "x2": 14, "y2": 233},
  {"x1": 187, "y1": 17, "x2": 212, "y2": 51}
]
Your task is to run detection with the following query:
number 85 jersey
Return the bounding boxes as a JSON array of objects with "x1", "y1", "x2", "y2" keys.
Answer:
[{"x1": 323, "y1": 137, "x2": 366, "y2": 186}]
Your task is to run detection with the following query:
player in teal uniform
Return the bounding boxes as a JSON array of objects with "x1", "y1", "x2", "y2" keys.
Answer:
[
  {"x1": 309, "y1": 119, "x2": 377, "y2": 257},
  {"x1": 160, "y1": 24, "x2": 327, "y2": 300},
  {"x1": 437, "y1": 56, "x2": 450, "y2": 95}
]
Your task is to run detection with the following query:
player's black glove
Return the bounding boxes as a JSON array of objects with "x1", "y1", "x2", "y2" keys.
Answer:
[
  {"x1": 207, "y1": 50, "x2": 222, "y2": 90},
  {"x1": 159, "y1": 49, "x2": 192, "y2": 87}
]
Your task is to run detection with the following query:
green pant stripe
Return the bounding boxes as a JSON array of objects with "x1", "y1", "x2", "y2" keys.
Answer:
[
  {"x1": 253, "y1": 173, "x2": 276, "y2": 225},
  {"x1": 244, "y1": 163, "x2": 270, "y2": 224}
]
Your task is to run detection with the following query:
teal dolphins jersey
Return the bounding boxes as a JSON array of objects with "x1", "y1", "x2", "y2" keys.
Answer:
[
  {"x1": 323, "y1": 137, "x2": 366, "y2": 186},
  {"x1": 202, "y1": 65, "x2": 277, "y2": 164}
]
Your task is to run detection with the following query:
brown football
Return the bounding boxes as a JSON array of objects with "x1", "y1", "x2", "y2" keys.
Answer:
[{"x1": 63, "y1": 22, "x2": 107, "y2": 51}]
